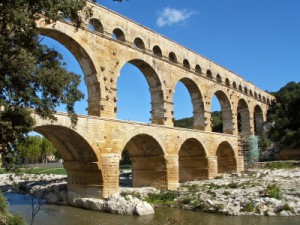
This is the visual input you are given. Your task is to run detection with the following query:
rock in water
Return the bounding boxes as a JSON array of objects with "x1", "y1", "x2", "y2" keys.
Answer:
[
  {"x1": 134, "y1": 201, "x2": 154, "y2": 216},
  {"x1": 67, "y1": 193, "x2": 154, "y2": 216}
]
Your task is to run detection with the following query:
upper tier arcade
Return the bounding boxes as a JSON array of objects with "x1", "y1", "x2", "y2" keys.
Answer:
[{"x1": 37, "y1": 0, "x2": 274, "y2": 136}]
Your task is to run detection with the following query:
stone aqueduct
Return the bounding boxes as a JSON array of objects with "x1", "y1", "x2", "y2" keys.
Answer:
[{"x1": 34, "y1": 1, "x2": 274, "y2": 198}]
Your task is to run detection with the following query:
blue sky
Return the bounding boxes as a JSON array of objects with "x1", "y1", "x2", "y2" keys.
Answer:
[{"x1": 42, "y1": 0, "x2": 300, "y2": 123}]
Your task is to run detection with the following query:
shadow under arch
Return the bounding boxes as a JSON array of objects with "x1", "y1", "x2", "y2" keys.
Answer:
[
  {"x1": 179, "y1": 138, "x2": 208, "y2": 182},
  {"x1": 39, "y1": 27, "x2": 101, "y2": 116},
  {"x1": 254, "y1": 105, "x2": 264, "y2": 135},
  {"x1": 216, "y1": 141, "x2": 237, "y2": 174},
  {"x1": 237, "y1": 98, "x2": 251, "y2": 135},
  {"x1": 174, "y1": 78, "x2": 205, "y2": 130},
  {"x1": 122, "y1": 134, "x2": 167, "y2": 189},
  {"x1": 213, "y1": 90, "x2": 233, "y2": 134},
  {"x1": 34, "y1": 125, "x2": 103, "y2": 198},
  {"x1": 118, "y1": 59, "x2": 165, "y2": 125}
]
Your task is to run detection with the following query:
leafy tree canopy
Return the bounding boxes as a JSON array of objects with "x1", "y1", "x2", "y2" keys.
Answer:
[
  {"x1": 174, "y1": 111, "x2": 223, "y2": 133},
  {"x1": 0, "y1": 0, "x2": 94, "y2": 165},
  {"x1": 14, "y1": 135, "x2": 58, "y2": 164},
  {"x1": 267, "y1": 81, "x2": 300, "y2": 148},
  {"x1": 174, "y1": 117, "x2": 193, "y2": 129}
]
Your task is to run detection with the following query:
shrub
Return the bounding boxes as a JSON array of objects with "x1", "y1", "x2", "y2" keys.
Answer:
[
  {"x1": 223, "y1": 191, "x2": 230, "y2": 196},
  {"x1": 281, "y1": 203, "x2": 291, "y2": 212},
  {"x1": 266, "y1": 161, "x2": 296, "y2": 170},
  {"x1": 215, "y1": 204, "x2": 224, "y2": 212},
  {"x1": 181, "y1": 197, "x2": 192, "y2": 205},
  {"x1": 266, "y1": 184, "x2": 282, "y2": 199},
  {"x1": 6, "y1": 214, "x2": 26, "y2": 225},
  {"x1": 244, "y1": 202, "x2": 254, "y2": 212},
  {"x1": 145, "y1": 191, "x2": 178, "y2": 205},
  {"x1": 207, "y1": 183, "x2": 221, "y2": 189},
  {"x1": 0, "y1": 192, "x2": 9, "y2": 214}
]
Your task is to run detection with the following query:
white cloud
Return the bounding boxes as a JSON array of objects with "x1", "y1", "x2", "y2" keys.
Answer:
[{"x1": 157, "y1": 7, "x2": 195, "y2": 27}]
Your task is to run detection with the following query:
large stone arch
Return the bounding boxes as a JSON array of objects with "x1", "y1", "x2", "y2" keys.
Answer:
[
  {"x1": 37, "y1": 21, "x2": 104, "y2": 116},
  {"x1": 212, "y1": 90, "x2": 233, "y2": 134},
  {"x1": 38, "y1": 27, "x2": 96, "y2": 76},
  {"x1": 33, "y1": 124, "x2": 103, "y2": 198},
  {"x1": 237, "y1": 98, "x2": 251, "y2": 135},
  {"x1": 117, "y1": 58, "x2": 165, "y2": 125},
  {"x1": 179, "y1": 138, "x2": 208, "y2": 182},
  {"x1": 254, "y1": 105, "x2": 264, "y2": 135},
  {"x1": 173, "y1": 78, "x2": 205, "y2": 130},
  {"x1": 216, "y1": 141, "x2": 237, "y2": 174},
  {"x1": 121, "y1": 134, "x2": 167, "y2": 189},
  {"x1": 34, "y1": 125, "x2": 98, "y2": 162}
]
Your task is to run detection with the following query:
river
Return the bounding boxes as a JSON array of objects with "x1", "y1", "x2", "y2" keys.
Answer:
[{"x1": 5, "y1": 193, "x2": 300, "y2": 225}]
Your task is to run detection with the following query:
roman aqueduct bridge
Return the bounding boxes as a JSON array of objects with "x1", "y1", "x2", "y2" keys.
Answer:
[{"x1": 34, "y1": 1, "x2": 274, "y2": 198}]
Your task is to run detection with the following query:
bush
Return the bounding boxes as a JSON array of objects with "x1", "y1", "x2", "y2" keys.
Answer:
[
  {"x1": 223, "y1": 191, "x2": 230, "y2": 196},
  {"x1": 180, "y1": 197, "x2": 192, "y2": 205},
  {"x1": 266, "y1": 161, "x2": 296, "y2": 170},
  {"x1": 0, "y1": 192, "x2": 9, "y2": 214},
  {"x1": 145, "y1": 191, "x2": 178, "y2": 205},
  {"x1": 266, "y1": 184, "x2": 282, "y2": 199},
  {"x1": 6, "y1": 214, "x2": 26, "y2": 225},
  {"x1": 215, "y1": 204, "x2": 224, "y2": 212},
  {"x1": 281, "y1": 203, "x2": 292, "y2": 212},
  {"x1": 244, "y1": 202, "x2": 254, "y2": 212}
]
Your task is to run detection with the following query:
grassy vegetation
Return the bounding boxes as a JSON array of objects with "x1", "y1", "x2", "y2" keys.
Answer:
[
  {"x1": 281, "y1": 203, "x2": 292, "y2": 212},
  {"x1": 265, "y1": 184, "x2": 282, "y2": 199},
  {"x1": 145, "y1": 191, "x2": 178, "y2": 206},
  {"x1": 223, "y1": 191, "x2": 230, "y2": 196},
  {"x1": 0, "y1": 167, "x2": 66, "y2": 175},
  {"x1": 265, "y1": 161, "x2": 297, "y2": 170},
  {"x1": 244, "y1": 202, "x2": 255, "y2": 212}
]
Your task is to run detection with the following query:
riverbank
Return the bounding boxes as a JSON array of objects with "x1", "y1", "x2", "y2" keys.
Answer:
[
  {"x1": 0, "y1": 173, "x2": 154, "y2": 216},
  {"x1": 1, "y1": 165, "x2": 300, "y2": 217},
  {"x1": 120, "y1": 166, "x2": 300, "y2": 216}
]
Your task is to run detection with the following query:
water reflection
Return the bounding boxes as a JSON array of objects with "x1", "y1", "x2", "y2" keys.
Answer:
[{"x1": 5, "y1": 193, "x2": 300, "y2": 225}]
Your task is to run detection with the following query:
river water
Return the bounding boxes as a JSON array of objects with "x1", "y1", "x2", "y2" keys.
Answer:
[{"x1": 5, "y1": 193, "x2": 300, "y2": 225}]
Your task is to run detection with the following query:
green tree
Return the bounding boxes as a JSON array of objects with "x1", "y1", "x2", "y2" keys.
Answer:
[
  {"x1": 211, "y1": 111, "x2": 223, "y2": 133},
  {"x1": 15, "y1": 136, "x2": 42, "y2": 164},
  {"x1": 41, "y1": 137, "x2": 57, "y2": 163},
  {"x1": 267, "y1": 82, "x2": 300, "y2": 148},
  {"x1": 174, "y1": 117, "x2": 193, "y2": 129},
  {"x1": 0, "y1": 0, "x2": 95, "y2": 168},
  {"x1": 174, "y1": 111, "x2": 223, "y2": 132},
  {"x1": 14, "y1": 136, "x2": 59, "y2": 164}
]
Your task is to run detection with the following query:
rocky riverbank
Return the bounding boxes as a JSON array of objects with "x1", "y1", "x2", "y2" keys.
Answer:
[
  {"x1": 120, "y1": 167, "x2": 300, "y2": 216},
  {"x1": 1, "y1": 166, "x2": 300, "y2": 217},
  {"x1": 176, "y1": 168, "x2": 300, "y2": 216},
  {"x1": 0, "y1": 173, "x2": 154, "y2": 216}
]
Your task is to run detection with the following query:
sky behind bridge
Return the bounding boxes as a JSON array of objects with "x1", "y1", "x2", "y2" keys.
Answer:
[{"x1": 42, "y1": 0, "x2": 300, "y2": 123}]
